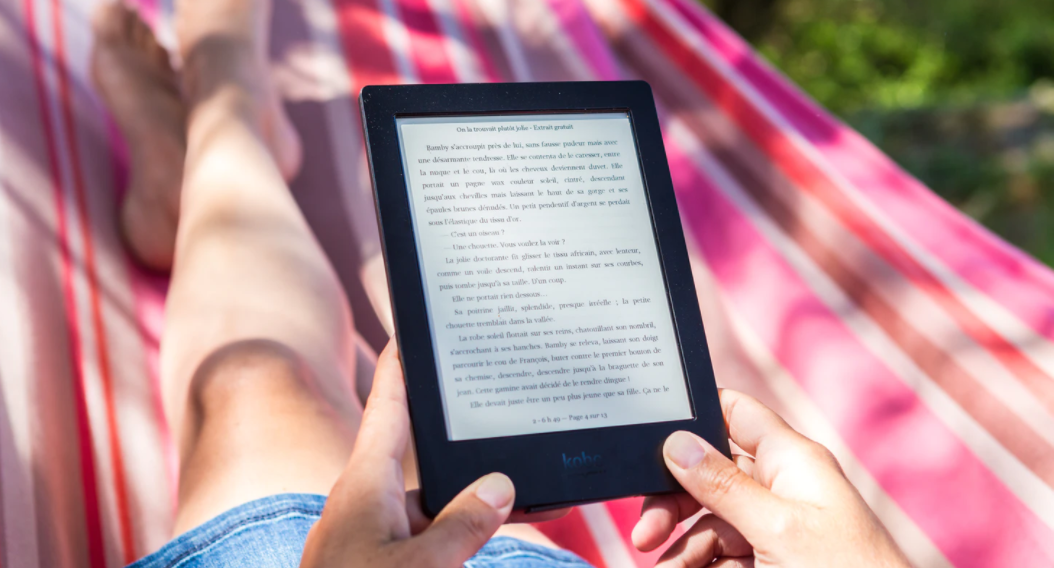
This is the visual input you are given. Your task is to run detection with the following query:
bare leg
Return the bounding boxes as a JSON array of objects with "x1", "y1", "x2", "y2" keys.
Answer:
[
  {"x1": 94, "y1": 0, "x2": 353, "y2": 535},
  {"x1": 165, "y1": 0, "x2": 357, "y2": 533},
  {"x1": 93, "y1": 0, "x2": 557, "y2": 547}
]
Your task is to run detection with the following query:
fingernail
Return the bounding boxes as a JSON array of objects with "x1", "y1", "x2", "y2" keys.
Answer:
[
  {"x1": 475, "y1": 473, "x2": 514, "y2": 509},
  {"x1": 665, "y1": 431, "x2": 707, "y2": 469}
]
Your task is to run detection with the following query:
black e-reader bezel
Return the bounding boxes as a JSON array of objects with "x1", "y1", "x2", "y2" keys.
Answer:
[{"x1": 360, "y1": 81, "x2": 730, "y2": 517}]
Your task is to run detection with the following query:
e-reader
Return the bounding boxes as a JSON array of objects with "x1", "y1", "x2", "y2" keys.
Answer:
[{"x1": 360, "y1": 81, "x2": 730, "y2": 517}]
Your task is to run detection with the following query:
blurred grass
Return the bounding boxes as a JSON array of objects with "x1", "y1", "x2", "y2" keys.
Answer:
[{"x1": 701, "y1": 0, "x2": 1054, "y2": 265}]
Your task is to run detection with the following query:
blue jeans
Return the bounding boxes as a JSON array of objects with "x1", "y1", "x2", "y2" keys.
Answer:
[{"x1": 128, "y1": 494, "x2": 594, "y2": 568}]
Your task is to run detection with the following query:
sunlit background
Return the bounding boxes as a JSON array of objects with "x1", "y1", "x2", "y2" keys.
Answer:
[{"x1": 701, "y1": 0, "x2": 1054, "y2": 264}]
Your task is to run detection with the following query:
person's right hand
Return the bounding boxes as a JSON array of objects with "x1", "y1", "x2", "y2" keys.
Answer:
[
  {"x1": 633, "y1": 390, "x2": 910, "y2": 568},
  {"x1": 299, "y1": 340, "x2": 515, "y2": 568}
]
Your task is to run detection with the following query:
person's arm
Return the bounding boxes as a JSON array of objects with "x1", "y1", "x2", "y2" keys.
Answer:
[{"x1": 633, "y1": 390, "x2": 910, "y2": 568}]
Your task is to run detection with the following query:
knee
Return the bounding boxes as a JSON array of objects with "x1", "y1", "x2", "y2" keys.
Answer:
[{"x1": 188, "y1": 338, "x2": 315, "y2": 417}]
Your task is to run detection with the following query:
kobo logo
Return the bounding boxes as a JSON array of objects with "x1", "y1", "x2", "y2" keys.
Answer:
[{"x1": 562, "y1": 451, "x2": 603, "y2": 470}]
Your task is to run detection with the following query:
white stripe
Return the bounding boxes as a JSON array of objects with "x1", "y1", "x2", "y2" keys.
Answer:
[
  {"x1": 580, "y1": 0, "x2": 631, "y2": 38},
  {"x1": 425, "y1": 0, "x2": 487, "y2": 82},
  {"x1": 645, "y1": 0, "x2": 1054, "y2": 395},
  {"x1": 0, "y1": 75, "x2": 42, "y2": 568},
  {"x1": 667, "y1": 117, "x2": 1054, "y2": 530},
  {"x1": 377, "y1": 0, "x2": 419, "y2": 83},
  {"x1": 475, "y1": 0, "x2": 532, "y2": 81},
  {"x1": 578, "y1": 504, "x2": 636, "y2": 568}
]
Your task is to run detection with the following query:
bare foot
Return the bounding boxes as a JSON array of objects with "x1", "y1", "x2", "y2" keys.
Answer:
[
  {"x1": 92, "y1": 2, "x2": 185, "y2": 270},
  {"x1": 175, "y1": 0, "x2": 302, "y2": 180}
]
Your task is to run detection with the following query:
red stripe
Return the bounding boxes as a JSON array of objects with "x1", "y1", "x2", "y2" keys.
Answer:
[
  {"x1": 534, "y1": 508, "x2": 608, "y2": 568},
  {"x1": 23, "y1": 0, "x2": 106, "y2": 566},
  {"x1": 622, "y1": 0, "x2": 1054, "y2": 416},
  {"x1": 603, "y1": 498, "x2": 696, "y2": 567},
  {"x1": 332, "y1": 0, "x2": 403, "y2": 91},
  {"x1": 604, "y1": 499, "x2": 659, "y2": 567},
  {"x1": 396, "y1": 0, "x2": 459, "y2": 83},
  {"x1": 48, "y1": 0, "x2": 136, "y2": 562}
]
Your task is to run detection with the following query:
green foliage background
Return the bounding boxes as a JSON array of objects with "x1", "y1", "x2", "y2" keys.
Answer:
[{"x1": 701, "y1": 0, "x2": 1054, "y2": 264}]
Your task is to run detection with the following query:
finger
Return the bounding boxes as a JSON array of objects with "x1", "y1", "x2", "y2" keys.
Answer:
[
  {"x1": 655, "y1": 514, "x2": 751, "y2": 568},
  {"x1": 733, "y1": 454, "x2": 755, "y2": 479},
  {"x1": 718, "y1": 390, "x2": 803, "y2": 458},
  {"x1": 632, "y1": 493, "x2": 701, "y2": 552},
  {"x1": 663, "y1": 430, "x2": 785, "y2": 543},
  {"x1": 408, "y1": 473, "x2": 515, "y2": 564},
  {"x1": 332, "y1": 340, "x2": 411, "y2": 531},
  {"x1": 719, "y1": 390, "x2": 848, "y2": 504},
  {"x1": 719, "y1": 390, "x2": 845, "y2": 490}
]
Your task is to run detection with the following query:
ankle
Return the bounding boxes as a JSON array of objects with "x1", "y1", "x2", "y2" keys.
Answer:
[
  {"x1": 181, "y1": 37, "x2": 265, "y2": 108},
  {"x1": 183, "y1": 42, "x2": 271, "y2": 136}
]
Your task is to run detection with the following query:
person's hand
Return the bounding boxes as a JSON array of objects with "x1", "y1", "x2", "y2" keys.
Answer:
[
  {"x1": 300, "y1": 340, "x2": 515, "y2": 567},
  {"x1": 633, "y1": 390, "x2": 910, "y2": 568}
]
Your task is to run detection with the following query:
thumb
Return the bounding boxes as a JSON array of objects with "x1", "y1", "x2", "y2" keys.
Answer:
[
  {"x1": 408, "y1": 473, "x2": 515, "y2": 565},
  {"x1": 664, "y1": 431, "x2": 785, "y2": 544}
]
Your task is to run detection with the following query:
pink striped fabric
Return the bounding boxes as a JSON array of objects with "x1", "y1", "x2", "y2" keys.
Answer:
[{"x1": 0, "y1": 0, "x2": 1051, "y2": 566}]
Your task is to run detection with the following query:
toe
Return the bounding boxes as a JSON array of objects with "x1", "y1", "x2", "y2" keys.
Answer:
[
  {"x1": 95, "y1": 2, "x2": 176, "y2": 82},
  {"x1": 119, "y1": 4, "x2": 138, "y2": 42},
  {"x1": 130, "y1": 12, "x2": 150, "y2": 48},
  {"x1": 130, "y1": 15, "x2": 173, "y2": 71},
  {"x1": 130, "y1": 11, "x2": 158, "y2": 52},
  {"x1": 92, "y1": 2, "x2": 131, "y2": 43},
  {"x1": 129, "y1": 14, "x2": 164, "y2": 66}
]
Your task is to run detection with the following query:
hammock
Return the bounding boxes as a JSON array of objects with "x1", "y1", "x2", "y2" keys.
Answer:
[{"x1": 0, "y1": 0, "x2": 1052, "y2": 566}]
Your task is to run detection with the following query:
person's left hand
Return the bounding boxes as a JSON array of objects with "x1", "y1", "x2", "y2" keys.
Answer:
[{"x1": 300, "y1": 340, "x2": 554, "y2": 568}]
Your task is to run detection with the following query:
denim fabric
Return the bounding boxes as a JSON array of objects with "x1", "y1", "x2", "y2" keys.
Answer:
[
  {"x1": 464, "y1": 536, "x2": 595, "y2": 568},
  {"x1": 128, "y1": 494, "x2": 594, "y2": 568}
]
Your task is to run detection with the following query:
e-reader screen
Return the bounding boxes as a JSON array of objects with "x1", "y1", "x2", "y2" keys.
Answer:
[{"x1": 396, "y1": 112, "x2": 694, "y2": 441}]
